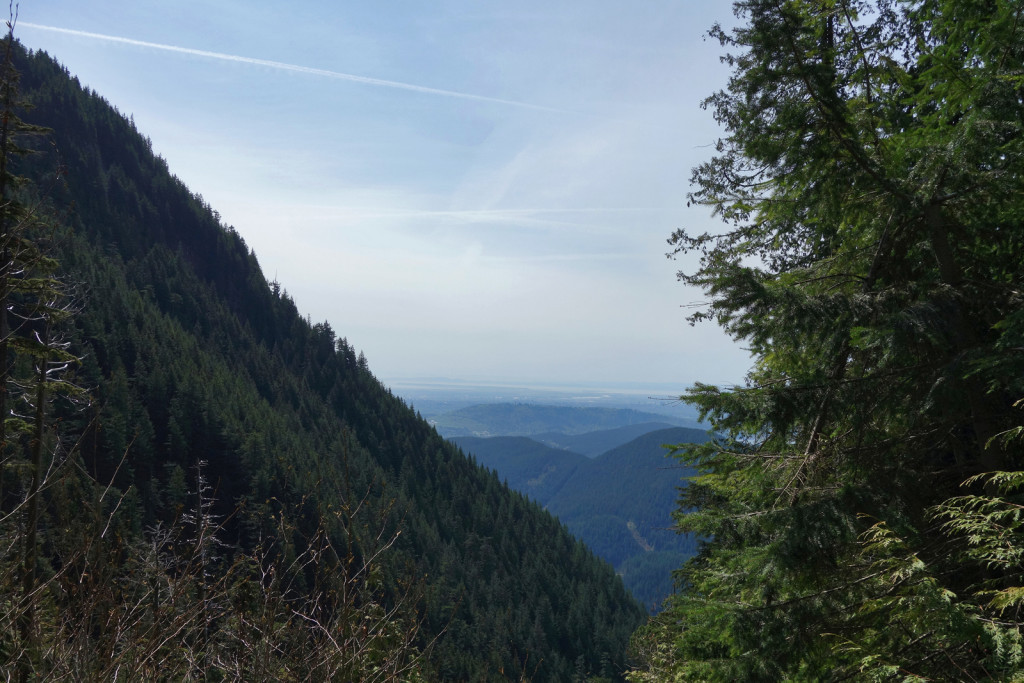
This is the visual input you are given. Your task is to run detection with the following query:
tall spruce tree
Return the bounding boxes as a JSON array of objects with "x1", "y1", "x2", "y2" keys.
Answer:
[
  {"x1": 0, "y1": 18, "x2": 80, "y2": 679},
  {"x1": 630, "y1": 1, "x2": 1024, "y2": 680}
]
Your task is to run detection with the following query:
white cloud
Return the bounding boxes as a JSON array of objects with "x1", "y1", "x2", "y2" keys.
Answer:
[{"x1": 18, "y1": 2, "x2": 751, "y2": 388}]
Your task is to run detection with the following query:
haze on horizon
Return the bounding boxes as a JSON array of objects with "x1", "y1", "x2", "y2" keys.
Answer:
[{"x1": 20, "y1": 1, "x2": 752, "y2": 390}]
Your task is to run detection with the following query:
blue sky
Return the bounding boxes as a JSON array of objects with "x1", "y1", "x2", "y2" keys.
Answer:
[{"x1": 18, "y1": 1, "x2": 751, "y2": 390}]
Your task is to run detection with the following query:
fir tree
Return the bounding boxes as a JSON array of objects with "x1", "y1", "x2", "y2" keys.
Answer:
[{"x1": 631, "y1": 1, "x2": 1024, "y2": 680}]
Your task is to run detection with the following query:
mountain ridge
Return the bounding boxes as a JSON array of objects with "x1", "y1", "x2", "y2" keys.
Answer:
[
  {"x1": 533, "y1": 421, "x2": 682, "y2": 457},
  {"x1": 4, "y1": 43, "x2": 647, "y2": 681},
  {"x1": 454, "y1": 426, "x2": 710, "y2": 610},
  {"x1": 434, "y1": 402, "x2": 694, "y2": 438}
]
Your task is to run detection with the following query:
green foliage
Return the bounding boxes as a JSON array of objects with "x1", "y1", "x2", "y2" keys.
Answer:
[
  {"x1": 453, "y1": 435, "x2": 587, "y2": 501},
  {"x1": 534, "y1": 422, "x2": 683, "y2": 458},
  {"x1": 0, "y1": 40, "x2": 647, "y2": 681},
  {"x1": 630, "y1": 0, "x2": 1024, "y2": 680},
  {"x1": 615, "y1": 551, "x2": 693, "y2": 614},
  {"x1": 458, "y1": 428, "x2": 707, "y2": 611}
]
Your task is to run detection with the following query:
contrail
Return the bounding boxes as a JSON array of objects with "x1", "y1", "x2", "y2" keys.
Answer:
[{"x1": 20, "y1": 22, "x2": 569, "y2": 114}]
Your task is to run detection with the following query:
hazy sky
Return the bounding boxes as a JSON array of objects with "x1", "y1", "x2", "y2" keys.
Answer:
[{"x1": 18, "y1": 1, "x2": 751, "y2": 391}]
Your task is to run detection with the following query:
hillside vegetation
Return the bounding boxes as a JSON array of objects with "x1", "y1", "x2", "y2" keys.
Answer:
[
  {"x1": 531, "y1": 422, "x2": 680, "y2": 458},
  {"x1": 630, "y1": 2, "x2": 1024, "y2": 680},
  {"x1": 456, "y1": 427, "x2": 709, "y2": 610},
  {"x1": 0, "y1": 39, "x2": 646, "y2": 681}
]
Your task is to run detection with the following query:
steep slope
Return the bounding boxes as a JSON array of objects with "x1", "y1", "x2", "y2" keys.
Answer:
[
  {"x1": 531, "y1": 421, "x2": 680, "y2": 457},
  {"x1": 453, "y1": 436, "x2": 587, "y2": 502},
  {"x1": 547, "y1": 427, "x2": 709, "y2": 562},
  {"x1": 456, "y1": 427, "x2": 710, "y2": 610},
  {"x1": 10, "y1": 45, "x2": 646, "y2": 681}
]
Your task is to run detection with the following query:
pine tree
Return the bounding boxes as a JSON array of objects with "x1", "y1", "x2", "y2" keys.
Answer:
[
  {"x1": 630, "y1": 1, "x2": 1024, "y2": 680},
  {"x1": 0, "y1": 17, "x2": 82, "y2": 680},
  {"x1": 0, "y1": 11, "x2": 53, "y2": 511}
]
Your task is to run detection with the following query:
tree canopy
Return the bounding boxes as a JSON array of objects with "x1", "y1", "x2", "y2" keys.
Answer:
[
  {"x1": 630, "y1": 1, "x2": 1024, "y2": 680},
  {"x1": 0, "y1": 39, "x2": 647, "y2": 681}
]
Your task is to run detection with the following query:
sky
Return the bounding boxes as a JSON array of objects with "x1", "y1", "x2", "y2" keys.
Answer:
[{"x1": 17, "y1": 1, "x2": 752, "y2": 391}]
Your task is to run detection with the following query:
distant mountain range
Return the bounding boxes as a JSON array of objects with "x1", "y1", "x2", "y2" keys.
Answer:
[
  {"x1": 454, "y1": 424, "x2": 711, "y2": 611},
  {"x1": 532, "y1": 421, "x2": 681, "y2": 457},
  {"x1": 432, "y1": 402, "x2": 696, "y2": 438}
]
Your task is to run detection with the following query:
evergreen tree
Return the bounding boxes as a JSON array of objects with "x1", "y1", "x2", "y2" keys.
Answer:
[
  {"x1": 0, "y1": 17, "x2": 82, "y2": 679},
  {"x1": 0, "y1": 37, "x2": 647, "y2": 680},
  {"x1": 631, "y1": 1, "x2": 1024, "y2": 680}
]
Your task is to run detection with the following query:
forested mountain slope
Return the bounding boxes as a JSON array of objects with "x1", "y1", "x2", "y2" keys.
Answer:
[
  {"x1": 3, "y1": 43, "x2": 646, "y2": 681},
  {"x1": 532, "y1": 422, "x2": 680, "y2": 458},
  {"x1": 456, "y1": 427, "x2": 709, "y2": 610},
  {"x1": 546, "y1": 428, "x2": 707, "y2": 567},
  {"x1": 454, "y1": 436, "x2": 589, "y2": 503}
]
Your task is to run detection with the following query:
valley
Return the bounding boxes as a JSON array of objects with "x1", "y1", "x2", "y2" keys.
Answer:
[
  {"x1": 410, "y1": 397, "x2": 710, "y2": 611},
  {"x1": 0, "y1": 43, "x2": 650, "y2": 681}
]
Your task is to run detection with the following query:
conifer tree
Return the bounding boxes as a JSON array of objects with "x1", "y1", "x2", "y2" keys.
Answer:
[
  {"x1": 631, "y1": 1, "x2": 1024, "y2": 680},
  {"x1": 0, "y1": 15, "x2": 80, "y2": 679}
]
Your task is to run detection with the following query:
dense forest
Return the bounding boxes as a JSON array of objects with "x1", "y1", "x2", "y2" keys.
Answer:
[
  {"x1": 7, "y1": 0, "x2": 1020, "y2": 679},
  {"x1": 0, "y1": 32, "x2": 648, "y2": 681},
  {"x1": 530, "y1": 422, "x2": 686, "y2": 458},
  {"x1": 630, "y1": 1, "x2": 1024, "y2": 681},
  {"x1": 455, "y1": 427, "x2": 708, "y2": 611}
]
